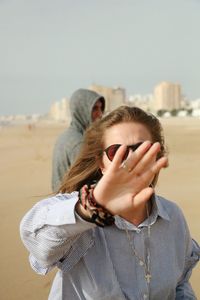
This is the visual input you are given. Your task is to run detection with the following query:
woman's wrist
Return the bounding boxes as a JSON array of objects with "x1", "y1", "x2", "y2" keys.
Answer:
[
  {"x1": 78, "y1": 184, "x2": 115, "y2": 227},
  {"x1": 75, "y1": 201, "x2": 91, "y2": 222}
]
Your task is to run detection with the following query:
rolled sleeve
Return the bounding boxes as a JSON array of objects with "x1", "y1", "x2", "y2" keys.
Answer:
[
  {"x1": 20, "y1": 192, "x2": 95, "y2": 274},
  {"x1": 176, "y1": 239, "x2": 200, "y2": 299},
  {"x1": 45, "y1": 194, "x2": 77, "y2": 226}
]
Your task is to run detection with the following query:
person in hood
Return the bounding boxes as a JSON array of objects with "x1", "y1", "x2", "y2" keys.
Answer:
[{"x1": 52, "y1": 88, "x2": 105, "y2": 192}]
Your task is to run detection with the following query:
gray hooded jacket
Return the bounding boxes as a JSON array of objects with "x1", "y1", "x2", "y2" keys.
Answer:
[{"x1": 52, "y1": 89, "x2": 105, "y2": 192}]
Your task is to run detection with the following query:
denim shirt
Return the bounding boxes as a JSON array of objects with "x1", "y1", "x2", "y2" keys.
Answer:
[{"x1": 20, "y1": 193, "x2": 200, "y2": 300}]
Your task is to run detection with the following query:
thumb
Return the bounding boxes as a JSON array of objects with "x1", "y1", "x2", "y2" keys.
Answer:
[{"x1": 133, "y1": 187, "x2": 154, "y2": 207}]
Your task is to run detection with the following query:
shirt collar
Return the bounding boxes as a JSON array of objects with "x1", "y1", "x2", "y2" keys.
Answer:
[
  {"x1": 114, "y1": 194, "x2": 170, "y2": 231},
  {"x1": 154, "y1": 194, "x2": 170, "y2": 221}
]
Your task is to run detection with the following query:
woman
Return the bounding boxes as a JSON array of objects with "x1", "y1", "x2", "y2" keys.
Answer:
[{"x1": 20, "y1": 106, "x2": 199, "y2": 300}]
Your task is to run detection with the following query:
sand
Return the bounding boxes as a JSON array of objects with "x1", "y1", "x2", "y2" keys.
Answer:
[{"x1": 0, "y1": 117, "x2": 199, "y2": 300}]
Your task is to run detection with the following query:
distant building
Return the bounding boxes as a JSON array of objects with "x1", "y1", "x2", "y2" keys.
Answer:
[
  {"x1": 153, "y1": 81, "x2": 182, "y2": 111},
  {"x1": 89, "y1": 84, "x2": 126, "y2": 112},
  {"x1": 128, "y1": 94, "x2": 154, "y2": 112},
  {"x1": 49, "y1": 97, "x2": 70, "y2": 122},
  {"x1": 190, "y1": 98, "x2": 200, "y2": 109}
]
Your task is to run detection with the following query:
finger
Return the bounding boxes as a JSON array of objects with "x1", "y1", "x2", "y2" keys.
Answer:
[
  {"x1": 132, "y1": 187, "x2": 154, "y2": 207},
  {"x1": 132, "y1": 142, "x2": 161, "y2": 174},
  {"x1": 111, "y1": 145, "x2": 128, "y2": 170},
  {"x1": 119, "y1": 141, "x2": 152, "y2": 171},
  {"x1": 151, "y1": 156, "x2": 168, "y2": 173},
  {"x1": 139, "y1": 156, "x2": 168, "y2": 186}
]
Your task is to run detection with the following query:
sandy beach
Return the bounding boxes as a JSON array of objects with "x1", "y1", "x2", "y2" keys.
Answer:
[{"x1": 0, "y1": 117, "x2": 199, "y2": 300}]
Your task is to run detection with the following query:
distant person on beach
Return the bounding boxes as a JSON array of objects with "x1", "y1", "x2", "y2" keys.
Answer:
[
  {"x1": 52, "y1": 88, "x2": 105, "y2": 192},
  {"x1": 20, "y1": 106, "x2": 200, "y2": 300}
]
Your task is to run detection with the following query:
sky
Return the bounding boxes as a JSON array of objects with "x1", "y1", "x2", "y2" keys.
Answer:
[{"x1": 1, "y1": 0, "x2": 200, "y2": 115}]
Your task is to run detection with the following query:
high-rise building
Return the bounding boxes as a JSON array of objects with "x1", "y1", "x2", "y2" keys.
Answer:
[
  {"x1": 89, "y1": 84, "x2": 126, "y2": 112},
  {"x1": 153, "y1": 82, "x2": 182, "y2": 111},
  {"x1": 49, "y1": 97, "x2": 70, "y2": 121}
]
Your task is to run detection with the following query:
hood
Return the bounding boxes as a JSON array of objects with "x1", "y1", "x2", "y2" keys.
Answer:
[{"x1": 70, "y1": 88, "x2": 105, "y2": 133}]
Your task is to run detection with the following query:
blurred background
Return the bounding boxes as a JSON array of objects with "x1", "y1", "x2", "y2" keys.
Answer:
[{"x1": 0, "y1": 0, "x2": 199, "y2": 299}]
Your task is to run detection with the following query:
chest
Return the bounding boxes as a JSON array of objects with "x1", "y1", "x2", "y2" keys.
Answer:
[{"x1": 61, "y1": 225, "x2": 185, "y2": 300}]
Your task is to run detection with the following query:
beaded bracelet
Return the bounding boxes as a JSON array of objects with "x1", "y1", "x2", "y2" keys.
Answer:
[{"x1": 78, "y1": 184, "x2": 115, "y2": 227}]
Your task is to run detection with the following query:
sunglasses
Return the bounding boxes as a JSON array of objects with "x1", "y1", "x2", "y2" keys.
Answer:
[{"x1": 104, "y1": 142, "x2": 144, "y2": 162}]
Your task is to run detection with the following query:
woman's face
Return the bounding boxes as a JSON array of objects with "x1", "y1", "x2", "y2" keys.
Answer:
[{"x1": 100, "y1": 122, "x2": 152, "y2": 173}]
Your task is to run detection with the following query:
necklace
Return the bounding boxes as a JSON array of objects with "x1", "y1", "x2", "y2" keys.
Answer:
[{"x1": 125, "y1": 203, "x2": 151, "y2": 284}]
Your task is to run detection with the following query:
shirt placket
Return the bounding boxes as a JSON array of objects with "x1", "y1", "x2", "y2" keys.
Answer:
[{"x1": 132, "y1": 227, "x2": 150, "y2": 300}]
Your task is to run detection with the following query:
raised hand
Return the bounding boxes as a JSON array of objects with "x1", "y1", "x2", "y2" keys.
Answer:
[{"x1": 93, "y1": 141, "x2": 168, "y2": 222}]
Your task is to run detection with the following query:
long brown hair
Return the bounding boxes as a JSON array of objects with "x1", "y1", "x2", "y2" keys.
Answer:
[{"x1": 60, "y1": 106, "x2": 167, "y2": 193}]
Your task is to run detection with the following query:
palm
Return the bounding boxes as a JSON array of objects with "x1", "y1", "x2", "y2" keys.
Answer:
[{"x1": 94, "y1": 142, "x2": 168, "y2": 217}]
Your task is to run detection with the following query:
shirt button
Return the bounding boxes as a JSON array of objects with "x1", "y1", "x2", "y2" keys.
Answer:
[
  {"x1": 143, "y1": 294, "x2": 148, "y2": 299},
  {"x1": 139, "y1": 260, "x2": 144, "y2": 266},
  {"x1": 136, "y1": 229, "x2": 140, "y2": 233}
]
